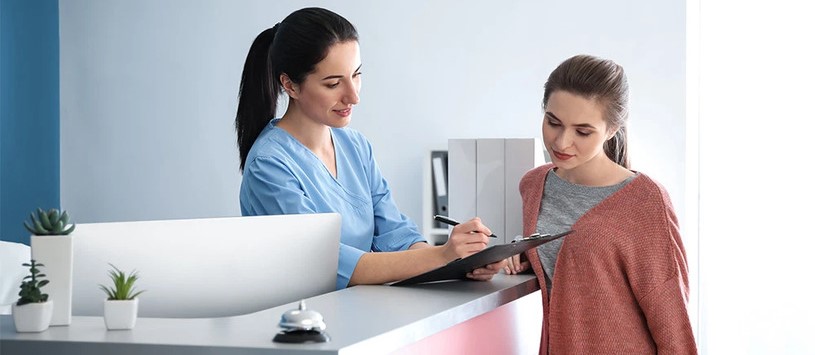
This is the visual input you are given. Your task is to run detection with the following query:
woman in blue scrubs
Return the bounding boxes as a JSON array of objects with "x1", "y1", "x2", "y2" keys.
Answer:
[{"x1": 235, "y1": 7, "x2": 506, "y2": 289}]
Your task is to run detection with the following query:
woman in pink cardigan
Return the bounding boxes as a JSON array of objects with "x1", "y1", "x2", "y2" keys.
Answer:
[{"x1": 506, "y1": 55, "x2": 697, "y2": 354}]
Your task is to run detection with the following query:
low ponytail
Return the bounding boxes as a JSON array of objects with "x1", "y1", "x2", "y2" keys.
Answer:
[
  {"x1": 235, "y1": 25, "x2": 280, "y2": 172},
  {"x1": 604, "y1": 126, "x2": 629, "y2": 169}
]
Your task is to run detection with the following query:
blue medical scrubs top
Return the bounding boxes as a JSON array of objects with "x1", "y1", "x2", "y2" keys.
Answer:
[{"x1": 240, "y1": 119, "x2": 426, "y2": 289}]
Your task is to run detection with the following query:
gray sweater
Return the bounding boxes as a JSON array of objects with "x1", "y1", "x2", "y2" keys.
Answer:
[{"x1": 536, "y1": 171, "x2": 635, "y2": 292}]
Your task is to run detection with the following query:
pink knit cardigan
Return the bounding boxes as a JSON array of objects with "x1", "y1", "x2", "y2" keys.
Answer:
[{"x1": 521, "y1": 164, "x2": 697, "y2": 354}]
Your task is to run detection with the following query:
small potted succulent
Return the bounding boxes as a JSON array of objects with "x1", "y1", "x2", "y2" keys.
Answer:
[
  {"x1": 12, "y1": 260, "x2": 53, "y2": 332},
  {"x1": 99, "y1": 264, "x2": 145, "y2": 330},
  {"x1": 24, "y1": 208, "x2": 76, "y2": 236},
  {"x1": 25, "y1": 207, "x2": 76, "y2": 326}
]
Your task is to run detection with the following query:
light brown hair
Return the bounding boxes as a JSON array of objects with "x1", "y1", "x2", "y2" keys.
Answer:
[{"x1": 542, "y1": 54, "x2": 630, "y2": 168}]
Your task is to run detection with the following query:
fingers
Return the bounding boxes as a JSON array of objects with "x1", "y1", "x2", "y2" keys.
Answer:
[
  {"x1": 451, "y1": 219, "x2": 490, "y2": 248},
  {"x1": 505, "y1": 255, "x2": 520, "y2": 274},
  {"x1": 504, "y1": 255, "x2": 530, "y2": 274},
  {"x1": 466, "y1": 266, "x2": 500, "y2": 281},
  {"x1": 453, "y1": 217, "x2": 493, "y2": 238},
  {"x1": 446, "y1": 232, "x2": 488, "y2": 256},
  {"x1": 443, "y1": 219, "x2": 492, "y2": 261},
  {"x1": 467, "y1": 259, "x2": 510, "y2": 281},
  {"x1": 504, "y1": 256, "x2": 516, "y2": 275}
]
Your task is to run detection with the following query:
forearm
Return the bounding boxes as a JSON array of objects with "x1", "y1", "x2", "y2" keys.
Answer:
[
  {"x1": 348, "y1": 245, "x2": 448, "y2": 286},
  {"x1": 349, "y1": 218, "x2": 493, "y2": 286}
]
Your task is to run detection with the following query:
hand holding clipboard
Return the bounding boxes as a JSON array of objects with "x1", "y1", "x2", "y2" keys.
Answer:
[{"x1": 391, "y1": 225, "x2": 572, "y2": 286}]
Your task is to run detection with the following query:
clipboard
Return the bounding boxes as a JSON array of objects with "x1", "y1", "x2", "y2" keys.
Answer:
[{"x1": 391, "y1": 230, "x2": 572, "y2": 286}]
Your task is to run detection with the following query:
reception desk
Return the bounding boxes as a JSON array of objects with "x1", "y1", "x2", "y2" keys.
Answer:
[{"x1": 1, "y1": 274, "x2": 542, "y2": 354}]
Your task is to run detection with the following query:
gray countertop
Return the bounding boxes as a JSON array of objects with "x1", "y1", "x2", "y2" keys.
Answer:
[{"x1": 0, "y1": 274, "x2": 539, "y2": 355}]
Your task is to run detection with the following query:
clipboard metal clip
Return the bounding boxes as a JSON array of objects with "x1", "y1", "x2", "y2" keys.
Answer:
[
  {"x1": 512, "y1": 230, "x2": 572, "y2": 243},
  {"x1": 511, "y1": 233, "x2": 545, "y2": 243}
]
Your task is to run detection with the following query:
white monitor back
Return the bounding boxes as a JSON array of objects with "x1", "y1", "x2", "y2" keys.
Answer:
[{"x1": 71, "y1": 213, "x2": 341, "y2": 318}]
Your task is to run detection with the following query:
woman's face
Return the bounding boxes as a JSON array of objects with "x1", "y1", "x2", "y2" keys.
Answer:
[
  {"x1": 542, "y1": 90, "x2": 615, "y2": 172},
  {"x1": 291, "y1": 40, "x2": 362, "y2": 128}
]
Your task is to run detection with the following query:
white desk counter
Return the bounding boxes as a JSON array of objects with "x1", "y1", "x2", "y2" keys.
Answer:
[{"x1": 0, "y1": 274, "x2": 542, "y2": 354}]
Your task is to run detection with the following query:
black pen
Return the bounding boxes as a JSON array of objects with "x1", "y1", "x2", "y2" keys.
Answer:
[{"x1": 434, "y1": 215, "x2": 498, "y2": 238}]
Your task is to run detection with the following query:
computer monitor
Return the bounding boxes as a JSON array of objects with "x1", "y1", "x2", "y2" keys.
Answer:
[{"x1": 70, "y1": 213, "x2": 341, "y2": 318}]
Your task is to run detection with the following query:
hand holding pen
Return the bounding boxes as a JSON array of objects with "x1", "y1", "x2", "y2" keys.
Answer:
[
  {"x1": 433, "y1": 215, "x2": 507, "y2": 281},
  {"x1": 434, "y1": 215, "x2": 498, "y2": 238},
  {"x1": 434, "y1": 215, "x2": 494, "y2": 260}
]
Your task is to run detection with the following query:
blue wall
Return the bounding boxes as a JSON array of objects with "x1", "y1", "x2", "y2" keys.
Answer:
[{"x1": 0, "y1": 0, "x2": 60, "y2": 245}]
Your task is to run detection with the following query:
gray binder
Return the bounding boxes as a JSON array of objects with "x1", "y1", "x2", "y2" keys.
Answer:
[{"x1": 431, "y1": 150, "x2": 449, "y2": 228}]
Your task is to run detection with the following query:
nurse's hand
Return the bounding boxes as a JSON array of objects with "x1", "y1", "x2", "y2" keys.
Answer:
[
  {"x1": 467, "y1": 259, "x2": 508, "y2": 281},
  {"x1": 440, "y1": 217, "x2": 491, "y2": 262}
]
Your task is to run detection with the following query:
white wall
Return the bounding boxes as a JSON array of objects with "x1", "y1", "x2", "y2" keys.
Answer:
[{"x1": 694, "y1": 0, "x2": 815, "y2": 353}]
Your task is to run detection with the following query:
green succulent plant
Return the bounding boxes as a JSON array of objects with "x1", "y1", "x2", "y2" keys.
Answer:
[
  {"x1": 99, "y1": 264, "x2": 145, "y2": 301},
  {"x1": 17, "y1": 259, "x2": 50, "y2": 306},
  {"x1": 24, "y1": 208, "x2": 76, "y2": 235}
]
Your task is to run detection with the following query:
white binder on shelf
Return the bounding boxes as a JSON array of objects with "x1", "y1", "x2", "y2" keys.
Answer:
[
  {"x1": 448, "y1": 139, "x2": 477, "y2": 235},
  {"x1": 476, "y1": 139, "x2": 505, "y2": 246},
  {"x1": 504, "y1": 138, "x2": 545, "y2": 244}
]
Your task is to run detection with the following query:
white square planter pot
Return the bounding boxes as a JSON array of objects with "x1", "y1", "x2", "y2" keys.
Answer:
[
  {"x1": 104, "y1": 298, "x2": 138, "y2": 330},
  {"x1": 12, "y1": 301, "x2": 54, "y2": 333},
  {"x1": 31, "y1": 234, "x2": 74, "y2": 326}
]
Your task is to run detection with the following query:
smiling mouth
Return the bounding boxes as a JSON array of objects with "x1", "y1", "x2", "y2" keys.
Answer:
[
  {"x1": 552, "y1": 150, "x2": 573, "y2": 160},
  {"x1": 334, "y1": 108, "x2": 352, "y2": 117}
]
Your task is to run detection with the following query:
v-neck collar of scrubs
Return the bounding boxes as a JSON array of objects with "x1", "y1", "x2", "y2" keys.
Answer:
[{"x1": 271, "y1": 118, "x2": 342, "y2": 183}]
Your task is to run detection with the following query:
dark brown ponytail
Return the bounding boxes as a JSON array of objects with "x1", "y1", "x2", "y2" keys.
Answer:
[{"x1": 235, "y1": 25, "x2": 279, "y2": 171}]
